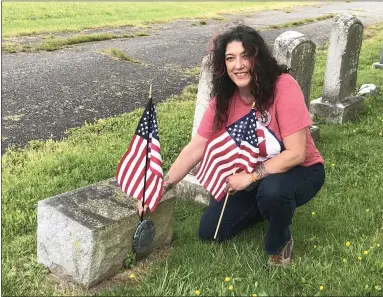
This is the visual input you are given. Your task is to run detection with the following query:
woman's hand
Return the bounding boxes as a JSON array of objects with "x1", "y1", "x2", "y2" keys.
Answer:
[
  {"x1": 137, "y1": 177, "x2": 174, "y2": 216},
  {"x1": 137, "y1": 200, "x2": 149, "y2": 217},
  {"x1": 224, "y1": 172, "x2": 253, "y2": 194}
]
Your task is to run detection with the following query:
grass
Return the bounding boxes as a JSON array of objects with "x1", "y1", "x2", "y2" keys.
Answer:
[
  {"x1": 2, "y1": 32, "x2": 150, "y2": 53},
  {"x1": 1, "y1": 2, "x2": 311, "y2": 38},
  {"x1": 2, "y1": 21, "x2": 383, "y2": 297},
  {"x1": 266, "y1": 13, "x2": 335, "y2": 30},
  {"x1": 101, "y1": 48, "x2": 142, "y2": 64}
]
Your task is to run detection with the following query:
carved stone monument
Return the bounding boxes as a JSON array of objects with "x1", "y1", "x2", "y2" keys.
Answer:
[
  {"x1": 273, "y1": 30, "x2": 319, "y2": 140},
  {"x1": 310, "y1": 13, "x2": 364, "y2": 123},
  {"x1": 37, "y1": 179, "x2": 175, "y2": 288},
  {"x1": 372, "y1": 47, "x2": 383, "y2": 69},
  {"x1": 192, "y1": 55, "x2": 213, "y2": 137}
]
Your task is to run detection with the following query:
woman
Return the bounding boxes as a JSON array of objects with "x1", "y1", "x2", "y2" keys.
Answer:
[{"x1": 138, "y1": 25, "x2": 325, "y2": 267}]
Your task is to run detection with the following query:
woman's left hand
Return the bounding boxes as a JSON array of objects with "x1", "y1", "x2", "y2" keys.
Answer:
[{"x1": 225, "y1": 172, "x2": 253, "y2": 194}]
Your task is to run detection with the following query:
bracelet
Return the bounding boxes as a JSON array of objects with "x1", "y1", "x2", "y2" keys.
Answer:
[{"x1": 250, "y1": 172, "x2": 257, "y2": 183}]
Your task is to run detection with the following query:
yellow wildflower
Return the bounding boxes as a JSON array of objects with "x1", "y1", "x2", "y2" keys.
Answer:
[
  {"x1": 377, "y1": 243, "x2": 381, "y2": 247},
  {"x1": 252, "y1": 294, "x2": 257, "y2": 297},
  {"x1": 358, "y1": 256, "x2": 362, "y2": 261},
  {"x1": 319, "y1": 285, "x2": 324, "y2": 291},
  {"x1": 345, "y1": 241, "x2": 351, "y2": 247},
  {"x1": 312, "y1": 212, "x2": 316, "y2": 216},
  {"x1": 364, "y1": 250, "x2": 369, "y2": 255},
  {"x1": 129, "y1": 273, "x2": 135, "y2": 279},
  {"x1": 225, "y1": 277, "x2": 231, "y2": 282},
  {"x1": 228, "y1": 285, "x2": 233, "y2": 291},
  {"x1": 195, "y1": 290, "x2": 200, "y2": 295},
  {"x1": 331, "y1": 163, "x2": 335, "y2": 167}
]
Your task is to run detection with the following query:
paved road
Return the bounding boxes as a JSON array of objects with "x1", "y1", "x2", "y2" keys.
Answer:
[{"x1": 2, "y1": 2, "x2": 383, "y2": 153}]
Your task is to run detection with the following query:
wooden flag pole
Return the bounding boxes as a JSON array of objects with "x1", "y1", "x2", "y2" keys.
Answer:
[
  {"x1": 140, "y1": 84, "x2": 153, "y2": 222},
  {"x1": 214, "y1": 190, "x2": 230, "y2": 240}
]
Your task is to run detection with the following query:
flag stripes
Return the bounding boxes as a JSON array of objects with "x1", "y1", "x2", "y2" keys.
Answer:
[
  {"x1": 196, "y1": 108, "x2": 261, "y2": 201},
  {"x1": 115, "y1": 100, "x2": 163, "y2": 212}
]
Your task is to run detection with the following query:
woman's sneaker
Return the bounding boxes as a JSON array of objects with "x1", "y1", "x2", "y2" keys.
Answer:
[{"x1": 268, "y1": 237, "x2": 294, "y2": 267}]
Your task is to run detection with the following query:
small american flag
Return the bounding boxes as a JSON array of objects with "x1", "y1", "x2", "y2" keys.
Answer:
[
  {"x1": 115, "y1": 99, "x2": 163, "y2": 212},
  {"x1": 196, "y1": 108, "x2": 260, "y2": 201}
]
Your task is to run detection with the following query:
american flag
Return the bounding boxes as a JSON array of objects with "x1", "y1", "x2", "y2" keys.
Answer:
[
  {"x1": 115, "y1": 99, "x2": 163, "y2": 212},
  {"x1": 196, "y1": 108, "x2": 260, "y2": 201}
]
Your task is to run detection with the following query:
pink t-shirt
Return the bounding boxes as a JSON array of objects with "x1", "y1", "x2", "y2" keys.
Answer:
[{"x1": 197, "y1": 73, "x2": 323, "y2": 167}]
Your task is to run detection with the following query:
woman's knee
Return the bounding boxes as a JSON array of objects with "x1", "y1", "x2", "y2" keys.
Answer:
[
  {"x1": 198, "y1": 219, "x2": 215, "y2": 241},
  {"x1": 256, "y1": 175, "x2": 295, "y2": 210},
  {"x1": 198, "y1": 212, "x2": 229, "y2": 242}
]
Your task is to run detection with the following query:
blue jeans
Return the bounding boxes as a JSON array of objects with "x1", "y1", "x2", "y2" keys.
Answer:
[{"x1": 198, "y1": 163, "x2": 325, "y2": 254}]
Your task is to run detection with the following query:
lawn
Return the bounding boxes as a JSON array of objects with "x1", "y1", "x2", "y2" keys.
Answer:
[
  {"x1": 1, "y1": 16, "x2": 383, "y2": 297},
  {"x1": 2, "y1": 2, "x2": 310, "y2": 37}
]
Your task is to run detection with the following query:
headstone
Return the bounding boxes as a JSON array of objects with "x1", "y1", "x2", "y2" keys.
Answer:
[
  {"x1": 273, "y1": 31, "x2": 316, "y2": 108},
  {"x1": 37, "y1": 179, "x2": 175, "y2": 288},
  {"x1": 310, "y1": 13, "x2": 364, "y2": 123},
  {"x1": 358, "y1": 84, "x2": 379, "y2": 96},
  {"x1": 372, "y1": 47, "x2": 383, "y2": 69},
  {"x1": 273, "y1": 30, "x2": 319, "y2": 140},
  {"x1": 177, "y1": 174, "x2": 212, "y2": 205},
  {"x1": 188, "y1": 54, "x2": 213, "y2": 189},
  {"x1": 192, "y1": 55, "x2": 213, "y2": 137}
]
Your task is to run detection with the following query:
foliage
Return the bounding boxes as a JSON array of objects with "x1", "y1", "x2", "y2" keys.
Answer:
[
  {"x1": 1, "y1": 12, "x2": 383, "y2": 297},
  {"x1": 2, "y1": 2, "x2": 309, "y2": 37}
]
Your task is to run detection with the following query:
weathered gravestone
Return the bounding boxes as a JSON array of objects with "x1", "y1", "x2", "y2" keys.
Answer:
[
  {"x1": 192, "y1": 55, "x2": 213, "y2": 137},
  {"x1": 310, "y1": 13, "x2": 364, "y2": 123},
  {"x1": 273, "y1": 30, "x2": 320, "y2": 140},
  {"x1": 372, "y1": 47, "x2": 383, "y2": 69},
  {"x1": 37, "y1": 179, "x2": 176, "y2": 288},
  {"x1": 273, "y1": 31, "x2": 316, "y2": 108},
  {"x1": 185, "y1": 54, "x2": 215, "y2": 205}
]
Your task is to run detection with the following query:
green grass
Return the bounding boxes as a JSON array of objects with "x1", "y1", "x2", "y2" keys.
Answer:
[
  {"x1": 2, "y1": 22, "x2": 383, "y2": 297},
  {"x1": 2, "y1": 32, "x2": 150, "y2": 53},
  {"x1": 101, "y1": 48, "x2": 142, "y2": 64},
  {"x1": 2, "y1": 2, "x2": 311, "y2": 37},
  {"x1": 266, "y1": 13, "x2": 335, "y2": 30}
]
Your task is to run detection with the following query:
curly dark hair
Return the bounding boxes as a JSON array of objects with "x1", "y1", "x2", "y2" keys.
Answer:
[{"x1": 208, "y1": 25, "x2": 289, "y2": 131}]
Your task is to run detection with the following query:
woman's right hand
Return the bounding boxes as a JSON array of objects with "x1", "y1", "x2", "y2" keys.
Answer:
[
  {"x1": 137, "y1": 178, "x2": 174, "y2": 217},
  {"x1": 137, "y1": 200, "x2": 149, "y2": 217},
  {"x1": 136, "y1": 133, "x2": 207, "y2": 217}
]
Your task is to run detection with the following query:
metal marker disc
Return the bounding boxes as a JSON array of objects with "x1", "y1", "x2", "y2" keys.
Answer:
[{"x1": 132, "y1": 219, "x2": 155, "y2": 254}]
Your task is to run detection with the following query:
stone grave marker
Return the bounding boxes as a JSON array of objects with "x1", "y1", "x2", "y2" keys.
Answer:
[
  {"x1": 273, "y1": 30, "x2": 319, "y2": 140},
  {"x1": 310, "y1": 13, "x2": 364, "y2": 123},
  {"x1": 372, "y1": 47, "x2": 383, "y2": 69},
  {"x1": 37, "y1": 179, "x2": 175, "y2": 288}
]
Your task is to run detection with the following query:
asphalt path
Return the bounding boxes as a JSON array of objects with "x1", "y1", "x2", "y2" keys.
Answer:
[{"x1": 2, "y1": 2, "x2": 383, "y2": 153}]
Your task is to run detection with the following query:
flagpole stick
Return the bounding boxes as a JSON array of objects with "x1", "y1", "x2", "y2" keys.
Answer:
[
  {"x1": 214, "y1": 191, "x2": 230, "y2": 240},
  {"x1": 140, "y1": 84, "x2": 153, "y2": 222}
]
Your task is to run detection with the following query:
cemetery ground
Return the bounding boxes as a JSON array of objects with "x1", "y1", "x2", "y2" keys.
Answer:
[{"x1": 2, "y1": 17, "x2": 383, "y2": 295}]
